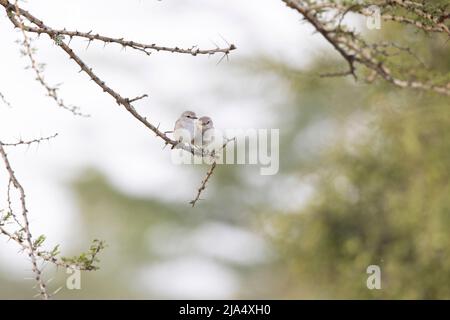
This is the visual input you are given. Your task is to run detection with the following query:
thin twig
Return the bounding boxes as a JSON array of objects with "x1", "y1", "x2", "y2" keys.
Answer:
[
  {"x1": 190, "y1": 162, "x2": 217, "y2": 207},
  {"x1": 0, "y1": 225, "x2": 97, "y2": 271},
  {"x1": 0, "y1": 142, "x2": 49, "y2": 299},
  {"x1": 12, "y1": 1, "x2": 85, "y2": 116},
  {"x1": 0, "y1": 91, "x2": 12, "y2": 107},
  {"x1": 189, "y1": 137, "x2": 236, "y2": 207},
  {"x1": 1, "y1": 133, "x2": 58, "y2": 147},
  {"x1": 4, "y1": 1, "x2": 236, "y2": 57}
]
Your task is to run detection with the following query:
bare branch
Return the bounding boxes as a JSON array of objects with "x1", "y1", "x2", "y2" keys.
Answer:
[
  {"x1": 190, "y1": 137, "x2": 236, "y2": 207},
  {"x1": 127, "y1": 94, "x2": 149, "y2": 103},
  {"x1": 0, "y1": 142, "x2": 49, "y2": 299},
  {"x1": 190, "y1": 162, "x2": 217, "y2": 207},
  {"x1": 282, "y1": 0, "x2": 450, "y2": 96},
  {"x1": 0, "y1": 0, "x2": 231, "y2": 299},
  {"x1": 4, "y1": 2, "x2": 236, "y2": 57},
  {"x1": 0, "y1": 91, "x2": 12, "y2": 107},
  {"x1": 2, "y1": 1, "x2": 223, "y2": 158},
  {"x1": 11, "y1": 1, "x2": 85, "y2": 116},
  {"x1": 1, "y1": 133, "x2": 58, "y2": 147},
  {"x1": 0, "y1": 225, "x2": 101, "y2": 271}
]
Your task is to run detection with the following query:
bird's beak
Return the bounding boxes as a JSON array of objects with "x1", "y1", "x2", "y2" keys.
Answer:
[{"x1": 192, "y1": 116, "x2": 198, "y2": 119}]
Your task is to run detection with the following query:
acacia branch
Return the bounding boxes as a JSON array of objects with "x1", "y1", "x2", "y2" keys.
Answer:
[
  {"x1": 387, "y1": 0, "x2": 450, "y2": 36},
  {"x1": 190, "y1": 137, "x2": 236, "y2": 207},
  {"x1": 2, "y1": 0, "x2": 225, "y2": 158},
  {"x1": 282, "y1": 0, "x2": 450, "y2": 96},
  {"x1": 0, "y1": 142, "x2": 49, "y2": 299},
  {"x1": 11, "y1": 1, "x2": 85, "y2": 116},
  {"x1": 0, "y1": 0, "x2": 233, "y2": 299},
  {"x1": 1, "y1": 133, "x2": 58, "y2": 147},
  {"x1": 0, "y1": 132, "x2": 105, "y2": 299},
  {"x1": 3, "y1": 1, "x2": 236, "y2": 57},
  {"x1": 0, "y1": 225, "x2": 99, "y2": 271},
  {"x1": 0, "y1": 91, "x2": 12, "y2": 107},
  {"x1": 190, "y1": 162, "x2": 217, "y2": 207}
]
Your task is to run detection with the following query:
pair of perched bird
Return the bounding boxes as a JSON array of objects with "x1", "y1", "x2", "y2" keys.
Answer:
[{"x1": 172, "y1": 111, "x2": 214, "y2": 147}]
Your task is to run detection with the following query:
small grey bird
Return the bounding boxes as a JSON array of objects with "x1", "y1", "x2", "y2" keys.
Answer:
[
  {"x1": 196, "y1": 116, "x2": 214, "y2": 146},
  {"x1": 173, "y1": 110, "x2": 198, "y2": 144}
]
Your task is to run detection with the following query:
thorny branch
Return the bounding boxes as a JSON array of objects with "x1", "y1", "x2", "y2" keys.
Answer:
[
  {"x1": 2, "y1": 0, "x2": 232, "y2": 157},
  {"x1": 12, "y1": 1, "x2": 85, "y2": 116},
  {"x1": 2, "y1": 0, "x2": 447, "y2": 299},
  {"x1": 190, "y1": 137, "x2": 236, "y2": 207},
  {"x1": 0, "y1": 91, "x2": 11, "y2": 107},
  {"x1": 282, "y1": 0, "x2": 450, "y2": 96},
  {"x1": 0, "y1": 135, "x2": 105, "y2": 298},
  {"x1": 16, "y1": 25, "x2": 236, "y2": 57},
  {"x1": 0, "y1": 143, "x2": 49, "y2": 299},
  {"x1": 190, "y1": 162, "x2": 218, "y2": 207},
  {"x1": 0, "y1": 0, "x2": 236, "y2": 298},
  {"x1": 1, "y1": 133, "x2": 58, "y2": 147},
  {"x1": 4, "y1": 1, "x2": 235, "y2": 57},
  {"x1": 0, "y1": 222, "x2": 102, "y2": 271}
]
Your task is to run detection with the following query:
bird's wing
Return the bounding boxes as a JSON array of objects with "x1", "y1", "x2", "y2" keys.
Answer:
[{"x1": 174, "y1": 118, "x2": 182, "y2": 130}]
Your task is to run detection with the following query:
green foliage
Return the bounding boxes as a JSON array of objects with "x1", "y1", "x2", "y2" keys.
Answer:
[
  {"x1": 33, "y1": 234, "x2": 46, "y2": 249},
  {"x1": 61, "y1": 239, "x2": 107, "y2": 271},
  {"x1": 273, "y1": 106, "x2": 450, "y2": 298},
  {"x1": 266, "y1": 58, "x2": 450, "y2": 299},
  {"x1": 0, "y1": 210, "x2": 12, "y2": 224}
]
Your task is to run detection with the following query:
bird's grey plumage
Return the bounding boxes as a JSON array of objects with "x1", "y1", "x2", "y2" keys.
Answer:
[
  {"x1": 196, "y1": 116, "x2": 215, "y2": 146},
  {"x1": 174, "y1": 110, "x2": 197, "y2": 144}
]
